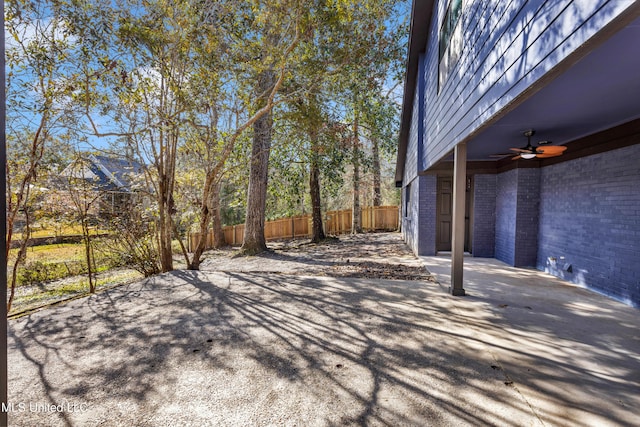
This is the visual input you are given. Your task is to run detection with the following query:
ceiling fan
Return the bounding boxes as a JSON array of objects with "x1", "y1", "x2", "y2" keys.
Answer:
[{"x1": 509, "y1": 129, "x2": 567, "y2": 160}]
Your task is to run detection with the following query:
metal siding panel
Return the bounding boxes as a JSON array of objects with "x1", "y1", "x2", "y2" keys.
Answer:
[
  {"x1": 403, "y1": 84, "x2": 421, "y2": 183},
  {"x1": 422, "y1": 0, "x2": 634, "y2": 169}
]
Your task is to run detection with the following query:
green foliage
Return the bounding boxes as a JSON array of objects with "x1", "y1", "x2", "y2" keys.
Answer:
[
  {"x1": 221, "y1": 180, "x2": 247, "y2": 226},
  {"x1": 16, "y1": 251, "x2": 115, "y2": 286},
  {"x1": 18, "y1": 260, "x2": 82, "y2": 286},
  {"x1": 6, "y1": 0, "x2": 408, "y2": 276}
]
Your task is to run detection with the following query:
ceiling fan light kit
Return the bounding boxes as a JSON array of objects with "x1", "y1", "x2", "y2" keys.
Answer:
[{"x1": 508, "y1": 129, "x2": 567, "y2": 160}]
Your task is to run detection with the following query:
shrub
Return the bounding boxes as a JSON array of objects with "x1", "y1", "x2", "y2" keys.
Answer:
[
  {"x1": 103, "y1": 217, "x2": 161, "y2": 277},
  {"x1": 17, "y1": 260, "x2": 88, "y2": 286}
]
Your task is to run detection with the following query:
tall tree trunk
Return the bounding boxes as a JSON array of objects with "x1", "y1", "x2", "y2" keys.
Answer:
[
  {"x1": 372, "y1": 137, "x2": 382, "y2": 207},
  {"x1": 309, "y1": 130, "x2": 325, "y2": 243},
  {"x1": 187, "y1": 178, "x2": 226, "y2": 270},
  {"x1": 7, "y1": 207, "x2": 32, "y2": 313},
  {"x1": 158, "y1": 182, "x2": 175, "y2": 272},
  {"x1": 157, "y1": 126, "x2": 179, "y2": 272},
  {"x1": 81, "y1": 217, "x2": 96, "y2": 293},
  {"x1": 352, "y1": 112, "x2": 362, "y2": 234},
  {"x1": 188, "y1": 181, "x2": 212, "y2": 270},
  {"x1": 241, "y1": 70, "x2": 275, "y2": 255},
  {"x1": 210, "y1": 180, "x2": 226, "y2": 249}
]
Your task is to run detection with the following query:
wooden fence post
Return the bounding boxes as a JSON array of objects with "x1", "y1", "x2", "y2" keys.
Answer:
[
  {"x1": 191, "y1": 207, "x2": 399, "y2": 245},
  {"x1": 370, "y1": 206, "x2": 373, "y2": 231}
]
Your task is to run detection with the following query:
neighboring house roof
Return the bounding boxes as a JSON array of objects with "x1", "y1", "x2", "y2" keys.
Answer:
[
  {"x1": 90, "y1": 154, "x2": 144, "y2": 190},
  {"x1": 60, "y1": 154, "x2": 144, "y2": 192}
]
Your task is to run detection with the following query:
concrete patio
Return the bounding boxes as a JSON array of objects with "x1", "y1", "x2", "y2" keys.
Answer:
[
  {"x1": 6, "y1": 257, "x2": 639, "y2": 426},
  {"x1": 420, "y1": 256, "x2": 640, "y2": 427}
]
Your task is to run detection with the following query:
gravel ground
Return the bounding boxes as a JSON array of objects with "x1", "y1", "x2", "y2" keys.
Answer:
[
  {"x1": 200, "y1": 232, "x2": 433, "y2": 280},
  {"x1": 9, "y1": 232, "x2": 429, "y2": 318},
  {"x1": 7, "y1": 232, "x2": 566, "y2": 426}
]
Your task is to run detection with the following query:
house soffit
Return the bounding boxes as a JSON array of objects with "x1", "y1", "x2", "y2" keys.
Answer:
[{"x1": 437, "y1": 6, "x2": 640, "y2": 167}]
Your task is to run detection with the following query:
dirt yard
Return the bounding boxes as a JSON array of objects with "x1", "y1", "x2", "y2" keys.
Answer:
[
  {"x1": 8, "y1": 232, "x2": 640, "y2": 426},
  {"x1": 8, "y1": 232, "x2": 432, "y2": 317},
  {"x1": 200, "y1": 232, "x2": 434, "y2": 281}
]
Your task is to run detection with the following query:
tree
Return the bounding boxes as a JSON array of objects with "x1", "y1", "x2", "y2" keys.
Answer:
[
  {"x1": 241, "y1": 0, "x2": 407, "y2": 244},
  {"x1": 62, "y1": 155, "x2": 102, "y2": 293},
  {"x1": 104, "y1": 0, "x2": 204, "y2": 272},
  {"x1": 361, "y1": 96, "x2": 402, "y2": 207},
  {"x1": 5, "y1": 0, "x2": 82, "y2": 311},
  {"x1": 306, "y1": 98, "x2": 327, "y2": 242},
  {"x1": 240, "y1": 2, "x2": 305, "y2": 254},
  {"x1": 6, "y1": 0, "x2": 408, "y2": 287},
  {"x1": 176, "y1": 0, "x2": 298, "y2": 267},
  {"x1": 330, "y1": 1, "x2": 406, "y2": 231},
  {"x1": 242, "y1": 70, "x2": 277, "y2": 254}
]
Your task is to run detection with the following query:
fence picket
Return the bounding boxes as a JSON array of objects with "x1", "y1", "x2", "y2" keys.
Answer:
[{"x1": 189, "y1": 205, "x2": 399, "y2": 249}]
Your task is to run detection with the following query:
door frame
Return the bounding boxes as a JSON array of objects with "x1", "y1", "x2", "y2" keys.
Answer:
[{"x1": 436, "y1": 174, "x2": 473, "y2": 253}]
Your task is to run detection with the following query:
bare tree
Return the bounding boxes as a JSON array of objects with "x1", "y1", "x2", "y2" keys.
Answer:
[{"x1": 62, "y1": 155, "x2": 102, "y2": 293}]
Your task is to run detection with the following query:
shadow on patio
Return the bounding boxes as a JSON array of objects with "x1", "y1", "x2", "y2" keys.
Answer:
[
  {"x1": 421, "y1": 255, "x2": 640, "y2": 427},
  {"x1": 7, "y1": 264, "x2": 639, "y2": 426}
]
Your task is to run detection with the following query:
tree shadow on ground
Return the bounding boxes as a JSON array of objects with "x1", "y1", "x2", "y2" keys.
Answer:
[{"x1": 7, "y1": 268, "x2": 640, "y2": 426}]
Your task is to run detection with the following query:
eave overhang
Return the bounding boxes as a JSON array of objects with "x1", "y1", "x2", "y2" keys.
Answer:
[{"x1": 395, "y1": 0, "x2": 433, "y2": 187}]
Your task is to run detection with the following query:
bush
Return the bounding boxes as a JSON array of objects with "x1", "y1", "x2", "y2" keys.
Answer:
[
  {"x1": 103, "y1": 217, "x2": 161, "y2": 277},
  {"x1": 18, "y1": 260, "x2": 88, "y2": 286}
]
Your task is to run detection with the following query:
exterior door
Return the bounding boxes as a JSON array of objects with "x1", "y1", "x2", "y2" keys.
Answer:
[
  {"x1": 436, "y1": 177, "x2": 453, "y2": 251},
  {"x1": 436, "y1": 175, "x2": 472, "y2": 253}
]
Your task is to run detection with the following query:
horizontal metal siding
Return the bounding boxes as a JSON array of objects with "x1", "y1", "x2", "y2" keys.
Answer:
[
  {"x1": 422, "y1": 0, "x2": 634, "y2": 170},
  {"x1": 421, "y1": 14, "x2": 441, "y2": 170},
  {"x1": 404, "y1": 82, "x2": 421, "y2": 182}
]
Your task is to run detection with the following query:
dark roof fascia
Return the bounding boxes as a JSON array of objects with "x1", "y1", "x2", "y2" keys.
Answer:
[{"x1": 395, "y1": 0, "x2": 434, "y2": 187}]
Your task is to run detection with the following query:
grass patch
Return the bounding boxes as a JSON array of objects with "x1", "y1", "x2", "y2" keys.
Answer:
[
  {"x1": 9, "y1": 241, "x2": 121, "y2": 287},
  {"x1": 9, "y1": 269, "x2": 143, "y2": 315},
  {"x1": 12, "y1": 243, "x2": 86, "y2": 263},
  {"x1": 29, "y1": 225, "x2": 107, "y2": 238}
]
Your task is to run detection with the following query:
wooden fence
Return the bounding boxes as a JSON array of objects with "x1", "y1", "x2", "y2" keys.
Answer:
[{"x1": 189, "y1": 205, "x2": 399, "y2": 250}]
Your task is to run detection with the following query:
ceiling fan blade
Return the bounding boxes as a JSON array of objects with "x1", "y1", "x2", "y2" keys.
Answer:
[
  {"x1": 510, "y1": 147, "x2": 532, "y2": 153},
  {"x1": 537, "y1": 145, "x2": 567, "y2": 155},
  {"x1": 536, "y1": 152, "x2": 562, "y2": 158},
  {"x1": 512, "y1": 155, "x2": 522, "y2": 160}
]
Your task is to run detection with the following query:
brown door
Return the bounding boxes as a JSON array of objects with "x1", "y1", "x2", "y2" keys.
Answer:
[
  {"x1": 436, "y1": 177, "x2": 453, "y2": 251},
  {"x1": 436, "y1": 175, "x2": 472, "y2": 253}
]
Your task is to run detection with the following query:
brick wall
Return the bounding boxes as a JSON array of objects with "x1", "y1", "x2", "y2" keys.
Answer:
[
  {"x1": 402, "y1": 175, "x2": 437, "y2": 256},
  {"x1": 494, "y1": 168, "x2": 541, "y2": 267},
  {"x1": 514, "y1": 168, "x2": 540, "y2": 267},
  {"x1": 418, "y1": 175, "x2": 437, "y2": 256},
  {"x1": 472, "y1": 174, "x2": 496, "y2": 257},
  {"x1": 537, "y1": 144, "x2": 640, "y2": 307},
  {"x1": 495, "y1": 170, "x2": 517, "y2": 265}
]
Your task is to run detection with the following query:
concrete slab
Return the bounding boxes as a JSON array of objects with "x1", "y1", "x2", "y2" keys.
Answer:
[
  {"x1": 6, "y1": 260, "x2": 640, "y2": 426},
  {"x1": 421, "y1": 256, "x2": 640, "y2": 427}
]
